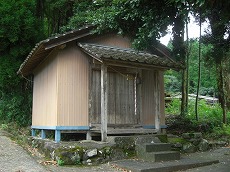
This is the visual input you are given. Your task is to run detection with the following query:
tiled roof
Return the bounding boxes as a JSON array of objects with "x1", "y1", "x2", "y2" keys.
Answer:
[
  {"x1": 18, "y1": 26, "x2": 184, "y2": 76},
  {"x1": 78, "y1": 43, "x2": 184, "y2": 69},
  {"x1": 17, "y1": 25, "x2": 95, "y2": 76}
]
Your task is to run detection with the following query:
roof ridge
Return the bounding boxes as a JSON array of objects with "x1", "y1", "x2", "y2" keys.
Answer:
[{"x1": 78, "y1": 42, "x2": 158, "y2": 57}]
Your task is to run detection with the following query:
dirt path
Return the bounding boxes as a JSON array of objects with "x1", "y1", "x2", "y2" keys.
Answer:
[
  {"x1": 182, "y1": 147, "x2": 230, "y2": 172},
  {"x1": 0, "y1": 130, "x2": 48, "y2": 172}
]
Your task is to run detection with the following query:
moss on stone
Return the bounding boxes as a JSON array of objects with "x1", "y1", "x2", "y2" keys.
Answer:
[
  {"x1": 168, "y1": 137, "x2": 189, "y2": 144},
  {"x1": 123, "y1": 148, "x2": 136, "y2": 158},
  {"x1": 156, "y1": 135, "x2": 168, "y2": 143},
  {"x1": 114, "y1": 137, "x2": 135, "y2": 150},
  {"x1": 55, "y1": 146, "x2": 85, "y2": 165}
]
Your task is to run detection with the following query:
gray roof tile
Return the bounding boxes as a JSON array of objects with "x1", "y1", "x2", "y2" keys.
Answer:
[{"x1": 78, "y1": 43, "x2": 184, "y2": 69}]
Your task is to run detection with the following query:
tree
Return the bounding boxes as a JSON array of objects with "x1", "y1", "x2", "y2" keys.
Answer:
[
  {"x1": 63, "y1": 0, "x2": 178, "y2": 49},
  {"x1": 0, "y1": 0, "x2": 43, "y2": 126},
  {"x1": 35, "y1": 0, "x2": 74, "y2": 36},
  {"x1": 195, "y1": 12, "x2": 202, "y2": 121},
  {"x1": 198, "y1": 0, "x2": 230, "y2": 124}
]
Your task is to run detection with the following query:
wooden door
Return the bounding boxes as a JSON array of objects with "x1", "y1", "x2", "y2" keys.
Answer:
[{"x1": 90, "y1": 70, "x2": 139, "y2": 125}]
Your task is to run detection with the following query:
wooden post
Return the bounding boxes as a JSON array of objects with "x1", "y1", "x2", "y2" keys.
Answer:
[
  {"x1": 41, "y1": 129, "x2": 46, "y2": 139},
  {"x1": 31, "y1": 129, "x2": 36, "y2": 137},
  {"x1": 154, "y1": 72, "x2": 160, "y2": 133},
  {"x1": 86, "y1": 131, "x2": 92, "y2": 140},
  {"x1": 55, "y1": 130, "x2": 61, "y2": 143},
  {"x1": 101, "y1": 64, "x2": 108, "y2": 142}
]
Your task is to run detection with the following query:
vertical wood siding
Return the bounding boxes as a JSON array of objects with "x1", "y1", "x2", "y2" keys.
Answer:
[
  {"x1": 141, "y1": 70, "x2": 163, "y2": 126},
  {"x1": 159, "y1": 71, "x2": 166, "y2": 125},
  {"x1": 32, "y1": 50, "x2": 58, "y2": 126},
  {"x1": 90, "y1": 70, "x2": 138, "y2": 125},
  {"x1": 57, "y1": 43, "x2": 89, "y2": 126},
  {"x1": 86, "y1": 33, "x2": 131, "y2": 48}
]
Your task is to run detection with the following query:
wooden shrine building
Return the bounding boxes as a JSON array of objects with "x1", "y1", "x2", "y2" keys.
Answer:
[{"x1": 17, "y1": 26, "x2": 183, "y2": 142}]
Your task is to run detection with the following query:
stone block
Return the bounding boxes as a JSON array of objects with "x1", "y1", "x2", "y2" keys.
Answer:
[
  {"x1": 198, "y1": 139, "x2": 209, "y2": 152},
  {"x1": 183, "y1": 143, "x2": 197, "y2": 153}
]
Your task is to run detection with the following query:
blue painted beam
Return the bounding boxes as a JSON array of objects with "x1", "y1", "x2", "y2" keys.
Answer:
[
  {"x1": 142, "y1": 125, "x2": 168, "y2": 129},
  {"x1": 31, "y1": 126, "x2": 90, "y2": 130},
  {"x1": 55, "y1": 130, "x2": 61, "y2": 143}
]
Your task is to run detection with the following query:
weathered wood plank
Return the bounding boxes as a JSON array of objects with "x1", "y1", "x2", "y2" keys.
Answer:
[
  {"x1": 101, "y1": 64, "x2": 108, "y2": 141},
  {"x1": 91, "y1": 67, "x2": 139, "y2": 126},
  {"x1": 108, "y1": 72, "x2": 116, "y2": 124},
  {"x1": 91, "y1": 128, "x2": 158, "y2": 134},
  {"x1": 154, "y1": 71, "x2": 160, "y2": 131},
  {"x1": 141, "y1": 70, "x2": 155, "y2": 125}
]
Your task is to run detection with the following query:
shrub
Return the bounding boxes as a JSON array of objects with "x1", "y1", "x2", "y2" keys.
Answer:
[
  {"x1": 165, "y1": 98, "x2": 181, "y2": 115},
  {"x1": 166, "y1": 99, "x2": 230, "y2": 134},
  {"x1": 0, "y1": 91, "x2": 32, "y2": 127}
]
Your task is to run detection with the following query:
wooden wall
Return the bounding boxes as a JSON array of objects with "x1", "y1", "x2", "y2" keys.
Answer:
[
  {"x1": 87, "y1": 34, "x2": 166, "y2": 127},
  {"x1": 90, "y1": 69, "x2": 139, "y2": 125},
  {"x1": 32, "y1": 42, "x2": 90, "y2": 127},
  {"x1": 56, "y1": 42, "x2": 89, "y2": 126},
  {"x1": 32, "y1": 33, "x2": 166, "y2": 128},
  {"x1": 85, "y1": 33, "x2": 132, "y2": 48},
  {"x1": 141, "y1": 69, "x2": 165, "y2": 126},
  {"x1": 159, "y1": 71, "x2": 166, "y2": 125},
  {"x1": 32, "y1": 50, "x2": 58, "y2": 126}
]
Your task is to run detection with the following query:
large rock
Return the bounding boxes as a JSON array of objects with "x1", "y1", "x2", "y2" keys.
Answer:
[
  {"x1": 198, "y1": 139, "x2": 209, "y2": 152},
  {"x1": 183, "y1": 143, "x2": 197, "y2": 153},
  {"x1": 85, "y1": 148, "x2": 97, "y2": 158}
]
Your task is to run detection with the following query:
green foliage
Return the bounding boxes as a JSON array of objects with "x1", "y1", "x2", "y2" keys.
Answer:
[
  {"x1": 57, "y1": 159, "x2": 65, "y2": 166},
  {"x1": 164, "y1": 40, "x2": 217, "y2": 96},
  {"x1": 63, "y1": 0, "x2": 175, "y2": 49},
  {"x1": 166, "y1": 98, "x2": 181, "y2": 115},
  {"x1": 0, "y1": 0, "x2": 43, "y2": 56},
  {"x1": 212, "y1": 124, "x2": 230, "y2": 137},
  {"x1": 0, "y1": 122, "x2": 31, "y2": 146},
  {"x1": 0, "y1": 91, "x2": 32, "y2": 126},
  {"x1": 0, "y1": 0, "x2": 43, "y2": 126},
  {"x1": 166, "y1": 99, "x2": 230, "y2": 134},
  {"x1": 164, "y1": 70, "x2": 181, "y2": 94},
  {"x1": 1, "y1": 124, "x2": 8, "y2": 130},
  {"x1": 41, "y1": 0, "x2": 74, "y2": 35}
]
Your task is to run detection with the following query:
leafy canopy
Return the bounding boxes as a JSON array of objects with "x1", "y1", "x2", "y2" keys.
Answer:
[{"x1": 63, "y1": 0, "x2": 177, "y2": 49}]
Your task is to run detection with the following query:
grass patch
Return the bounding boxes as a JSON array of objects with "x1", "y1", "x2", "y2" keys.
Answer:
[
  {"x1": 0, "y1": 122, "x2": 30, "y2": 147},
  {"x1": 166, "y1": 99, "x2": 230, "y2": 140}
]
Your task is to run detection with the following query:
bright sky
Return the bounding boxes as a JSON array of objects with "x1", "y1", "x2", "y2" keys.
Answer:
[{"x1": 160, "y1": 16, "x2": 209, "y2": 46}]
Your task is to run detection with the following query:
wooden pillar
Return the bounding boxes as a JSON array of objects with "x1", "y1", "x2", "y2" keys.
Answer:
[
  {"x1": 31, "y1": 129, "x2": 36, "y2": 137},
  {"x1": 41, "y1": 129, "x2": 46, "y2": 139},
  {"x1": 55, "y1": 130, "x2": 61, "y2": 143},
  {"x1": 86, "y1": 131, "x2": 92, "y2": 140},
  {"x1": 154, "y1": 71, "x2": 161, "y2": 132},
  {"x1": 101, "y1": 64, "x2": 108, "y2": 142}
]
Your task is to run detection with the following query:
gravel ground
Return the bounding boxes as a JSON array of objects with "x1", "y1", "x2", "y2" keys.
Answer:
[
  {"x1": 181, "y1": 147, "x2": 230, "y2": 172},
  {"x1": 0, "y1": 130, "x2": 47, "y2": 172}
]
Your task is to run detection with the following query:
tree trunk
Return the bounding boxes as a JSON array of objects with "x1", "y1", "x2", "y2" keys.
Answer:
[
  {"x1": 225, "y1": 72, "x2": 230, "y2": 110},
  {"x1": 185, "y1": 18, "x2": 189, "y2": 115},
  {"x1": 195, "y1": 13, "x2": 202, "y2": 121},
  {"x1": 216, "y1": 62, "x2": 227, "y2": 124},
  {"x1": 181, "y1": 69, "x2": 188, "y2": 116},
  {"x1": 172, "y1": 11, "x2": 187, "y2": 116}
]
